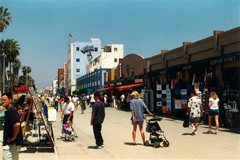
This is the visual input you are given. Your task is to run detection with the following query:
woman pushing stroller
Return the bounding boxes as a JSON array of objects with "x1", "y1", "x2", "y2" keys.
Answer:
[{"x1": 130, "y1": 91, "x2": 153, "y2": 145}]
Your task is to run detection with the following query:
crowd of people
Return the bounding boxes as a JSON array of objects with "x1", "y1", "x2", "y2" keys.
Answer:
[{"x1": 1, "y1": 89, "x2": 221, "y2": 159}]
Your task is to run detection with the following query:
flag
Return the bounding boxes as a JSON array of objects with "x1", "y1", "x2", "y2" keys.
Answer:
[{"x1": 69, "y1": 33, "x2": 73, "y2": 37}]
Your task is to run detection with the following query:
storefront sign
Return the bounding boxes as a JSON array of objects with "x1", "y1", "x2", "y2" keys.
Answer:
[
  {"x1": 135, "y1": 78, "x2": 143, "y2": 83},
  {"x1": 13, "y1": 85, "x2": 29, "y2": 93},
  {"x1": 116, "y1": 82, "x2": 122, "y2": 86},
  {"x1": 119, "y1": 62, "x2": 123, "y2": 78},
  {"x1": 210, "y1": 55, "x2": 239, "y2": 65}
]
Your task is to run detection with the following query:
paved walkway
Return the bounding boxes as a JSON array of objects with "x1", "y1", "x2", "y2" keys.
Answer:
[{"x1": 1, "y1": 106, "x2": 240, "y2": 160}]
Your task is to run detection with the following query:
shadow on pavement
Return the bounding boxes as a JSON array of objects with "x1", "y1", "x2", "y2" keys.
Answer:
[
  {"x1": 87, "y1": 146, "x2": 100, "y2": 149},
  {"x1": 124, "y1": 142, "x2": 141, "y2": 146},
  {"x1": 20, "y1": 140, "x2": 55, "y2": 153},
  {"x1": 20, "y1": 146, "x2": 54, "y2": 153},
  {"x1": 182, "y1": 133, "x2": 194, "y2": 136}
]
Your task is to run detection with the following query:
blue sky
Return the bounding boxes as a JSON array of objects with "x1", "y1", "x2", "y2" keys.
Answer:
[{"x1": 0, "y1": 0, "x2": 239, "y2": 88}]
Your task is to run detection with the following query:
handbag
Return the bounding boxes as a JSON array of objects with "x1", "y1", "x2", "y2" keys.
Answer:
[{"x1": 183, "y1": 115, "x2": 189, "y2": 128}]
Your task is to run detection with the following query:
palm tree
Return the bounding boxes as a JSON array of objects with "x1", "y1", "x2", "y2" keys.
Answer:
[
  {"x1": 0, "y1": 39, "x2": 20, "y2": 72},
  {"x1": 0, "y1": 6, "x2": 12, "y2": 32},
  {"x1": 12, "y1": 58, "x2": 21, "y2": 77},
  {"x1": 22, "y1": 66, "x2": 31, "y2": 85},
  {"x1": 4, "y1": 39, "x2": 20, "y2": 73},
  {"x1": 12, "y1": 58, "x2": 21, "y2": 85}
]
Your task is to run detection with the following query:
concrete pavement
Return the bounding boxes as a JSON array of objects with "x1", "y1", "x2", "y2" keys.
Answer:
[{"x1": 1, "y1": 106, "x2": 240, "y2": 160}]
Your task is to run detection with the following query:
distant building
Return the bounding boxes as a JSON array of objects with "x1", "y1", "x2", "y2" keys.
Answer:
[
  {"x1": 57, "y1": 68, "x2": 64, "y2": 88},
  {"x1": 77, "y1": 44, "x2": 124, "y2": 94},
  {"x1": 66, "y1": 38, "x2": 101, "y2": 95},
  {"x1": 52, "y1": 79, "x2": 58, "y2": 95},
  {"x1": 87, "y1": 44, "x2": 124, "y2": 73}
]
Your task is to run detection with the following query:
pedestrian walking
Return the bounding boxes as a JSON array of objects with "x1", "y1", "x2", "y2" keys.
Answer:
[
  {"x1": 80, "y1": 93, "x2": 87, "y2": 114},
  {"x1": 130, "y1": 90, "x2": 153, "y2": 145},
  {"x1": 2, "y1": 92, "x2": 23, "y2": 160},
  {"x1": 59, "y1": 97, "x2": 77, "y2": 138},
  {"x1": 89, "y1": 92, "x2": 95, "y2": 108},
  {"x1": 72, "y1": 95, "x2": 79, "y2": 110},
  {"x1": 90, "y1": 93, "x2": 105, "y2": 149},
  {"x1": 207, "y1": 91, "x2": 220, "y2": 134},
  {"x1": 186, "y1": 90, "x2": 203, "y2": 135}
]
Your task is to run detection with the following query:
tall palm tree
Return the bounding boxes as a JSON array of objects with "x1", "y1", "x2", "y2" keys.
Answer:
[
  {"x1": 12, "y1": 58, "x2": 21, "y2": 77},
  {"x1": 0, "y1": 39, "x2": 20, "y2": 72},
  {"x1": 22, "y1": 66, "x2": 31, "y2": 85},
  {"x1": 4, "y1": 39, "x2": 20, "y2": 73},
  {"x1": 0, "y1": 6, "x2": 12, "y2": 32}
]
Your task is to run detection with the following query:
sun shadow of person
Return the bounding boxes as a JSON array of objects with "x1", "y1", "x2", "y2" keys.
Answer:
[
  {"x1": 123, "y1": 142, "x2": 141, "y2": 146},
  {"x1": 182, "y1": 133, "x2": 194, "y2": 136}
]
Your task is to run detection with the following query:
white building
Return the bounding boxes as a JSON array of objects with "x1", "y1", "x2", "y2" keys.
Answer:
[
  {"x1": 87, "y1": 44, "x2": 124, "y2": 73},
  {"x1": 77, "y1": 44, "x2": 124, "y2": 94},
  {"x1": 66, "y1": 38, "x2": 101, "y2": 95}
]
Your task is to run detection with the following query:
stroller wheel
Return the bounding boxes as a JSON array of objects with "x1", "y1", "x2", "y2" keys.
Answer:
[
  {"x1": 144, "y1": 140, "x2": 150, "y2": 146},
  {"x1": 163, "y1": 140, "x2": 170, "y2": 147},
  {"x1": 153, "y1": 142, "x2": 159, "y2": 148}
]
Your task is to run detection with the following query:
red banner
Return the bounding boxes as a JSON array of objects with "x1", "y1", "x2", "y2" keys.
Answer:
[{"x1": 13, "y1": 85, "x2": 29, "y2": 93}]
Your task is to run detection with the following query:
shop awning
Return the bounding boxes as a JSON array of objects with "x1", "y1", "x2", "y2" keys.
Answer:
[
  {"x1": 96, "y1": 87, "x2": 114, "y2": 92},
  {"x1": 116, "y1": 83, "x2": 143, "y2": 91}
]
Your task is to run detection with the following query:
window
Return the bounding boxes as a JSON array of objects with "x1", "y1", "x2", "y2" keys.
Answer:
[
  {"x1": 76, "y1": 58, "x2": 80, "y2": 62},
  {"x1": 114, "y1": 58, "x2": 117, "y2": 62},
  {"x1": 76, "y1": 47, "x2": 80, "y2": 51},
  {"x1": 114, "y1": 48, "x2": 118, "y2": 52},
  {"x1": 76, "y1": 69, "x2": 80, "y2": 72},
  {"x1": 95, "y1": 47, "x2": 98, "y2": 52}
]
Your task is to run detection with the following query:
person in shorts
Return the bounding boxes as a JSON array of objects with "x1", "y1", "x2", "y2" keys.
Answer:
[
  {"x1": 186, "y1": 90, "x2": 202, "y2": 135},
  {"x1": 130, "y1": 91, "x2": 153, "y2": 145},
  {"x1": 207, "y1": 92, "x2": 220, "y2": 134}
]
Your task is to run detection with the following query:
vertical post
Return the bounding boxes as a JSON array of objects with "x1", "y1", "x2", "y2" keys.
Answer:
[{"x1": 2, "y1": 53, "x2": 6, "y2": 93}]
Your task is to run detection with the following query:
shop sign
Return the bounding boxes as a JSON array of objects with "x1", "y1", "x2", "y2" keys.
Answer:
[
  {"x1": 135, "y1": 78, "x2": 143, "y2": 83},
  {"x1": 119, "y1": 62, "x2": 123, "y2": 78},
  {"x1": 210, "y1": 55, "x2": 239, "y2": 65},
  {"x1": 116, "y1": 82, "x2": 122, "y2": 86},
  {"x1": 13, "y1": 85, "x2": 29, "y2": 93}
]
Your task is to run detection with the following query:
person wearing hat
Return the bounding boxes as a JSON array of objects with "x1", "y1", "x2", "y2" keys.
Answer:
[{"x1": 40, "y1": 96, "x2": 48, "y2": 119}]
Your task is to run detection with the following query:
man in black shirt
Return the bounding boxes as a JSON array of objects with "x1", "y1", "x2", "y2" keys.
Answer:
[
  {"x1": 90, "y1": 93, "x2": 105, "y2": 149},
  {"x1": 2, "y1": 92, "x2": 23, "y2": 160}
]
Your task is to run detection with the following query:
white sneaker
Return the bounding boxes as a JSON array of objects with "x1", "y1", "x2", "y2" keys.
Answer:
[{"x1": 192, "y1": 129, "x2": 197, "y2": 135}]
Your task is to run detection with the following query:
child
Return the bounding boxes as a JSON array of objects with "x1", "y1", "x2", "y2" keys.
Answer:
[{"x1": 63, "y1": 120, "x2": 74, "y2": 140}]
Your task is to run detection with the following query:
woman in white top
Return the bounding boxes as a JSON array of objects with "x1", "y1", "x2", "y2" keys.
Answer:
[{"x1": 207, "y1": 92, "x2": 220, "y2": 134}]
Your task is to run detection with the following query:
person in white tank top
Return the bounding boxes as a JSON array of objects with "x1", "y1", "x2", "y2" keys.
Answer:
[{"x1": 207, "y1": 92, "x2": 220, "y2": 134}]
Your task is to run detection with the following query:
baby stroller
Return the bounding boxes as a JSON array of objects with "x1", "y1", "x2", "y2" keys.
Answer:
[
  {"x1": 62, "y1": 123, "x2": 75, "y2": 141},
  {"x1": 145, "y1": 115, "x2": 170, "y2": 148}
]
